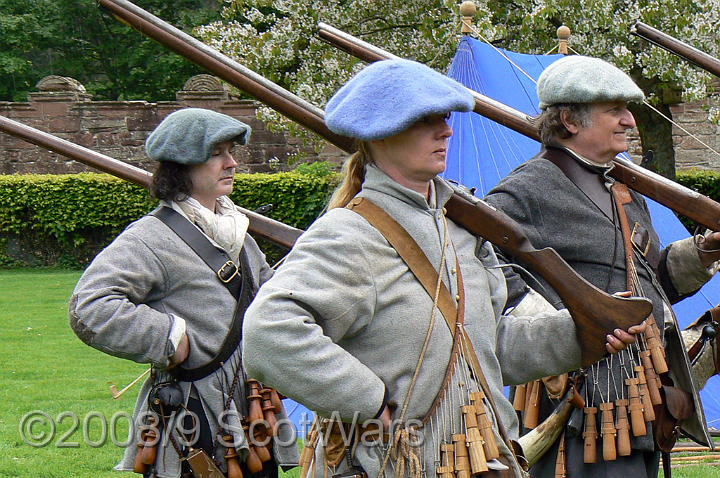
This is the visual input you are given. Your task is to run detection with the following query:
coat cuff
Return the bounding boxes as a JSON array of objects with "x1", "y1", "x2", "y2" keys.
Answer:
[{"x1": 666, "y1": 236, "x2": 715, "y2": 295}]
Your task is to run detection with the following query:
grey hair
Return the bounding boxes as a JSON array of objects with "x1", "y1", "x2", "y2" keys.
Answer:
[{"x1": 535, "y1": 103, "x2": 593, "y2": 146}]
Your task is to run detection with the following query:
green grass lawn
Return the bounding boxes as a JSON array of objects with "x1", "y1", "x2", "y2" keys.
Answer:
[{"x1": 0, "y1": 268, "x2": 717, "y2": 477}]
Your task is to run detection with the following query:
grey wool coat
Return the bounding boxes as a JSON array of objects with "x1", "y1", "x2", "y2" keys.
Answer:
[
  {"x1": 242, "y1": 164, "x2": 583, "y2": 478},
  {"x1": 485, "y1": 147, "x2": 713, "y2": 478},
  {"x1": 69, "y1": 200, "x2": 299, "y2": 478}
]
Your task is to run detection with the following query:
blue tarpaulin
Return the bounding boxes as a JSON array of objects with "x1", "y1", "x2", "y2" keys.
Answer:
[{"x1": 443, "y1": 36, "x2": 720, "y2": 429}]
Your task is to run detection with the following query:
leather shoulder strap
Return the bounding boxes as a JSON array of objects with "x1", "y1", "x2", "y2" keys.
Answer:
[
  {"x1": 152, "y1": 206, "x2": 253, "y2": 381},
  {"x1": 152, "y1": 206, "x2": 241, "y2": 300},
  {"x1": 346, "y1": 197, "x2": 457, "y2": 331}
]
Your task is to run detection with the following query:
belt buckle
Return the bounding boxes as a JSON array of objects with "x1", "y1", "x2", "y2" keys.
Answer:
[{"x1": 217, "y1": 261, "x2": 238, "y2": 283}]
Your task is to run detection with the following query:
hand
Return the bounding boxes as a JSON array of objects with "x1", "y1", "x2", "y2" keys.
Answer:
[
  {"x1": 605, "y1": 320, "x2": 647, "y2": 354},
  {"x1": 696, "y1": 231, "x2": 720, "y2": 268},
  {"x1": 167, "y1": 334, "x2": 190, "y2": 369}
]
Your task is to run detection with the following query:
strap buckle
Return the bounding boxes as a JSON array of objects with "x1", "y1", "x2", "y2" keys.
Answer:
[{"x1": 217, "y1": 261, "x2": 239, "y2": 283}]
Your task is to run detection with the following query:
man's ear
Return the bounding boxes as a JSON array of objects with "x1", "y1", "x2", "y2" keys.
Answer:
[{"x1": 560, "y1": 109, "x2": 580, "y2": 135}]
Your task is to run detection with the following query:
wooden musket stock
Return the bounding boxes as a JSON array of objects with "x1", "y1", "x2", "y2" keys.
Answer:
[
  {"x1": 630, "y1": 21, "x2": 720, "y2": 79},
  {"x1": 317, "y1": 22, "x2": 720, "y2": 232},
  {"x1": 0, "y1": 115, "x2": 303, "y2": 248}
]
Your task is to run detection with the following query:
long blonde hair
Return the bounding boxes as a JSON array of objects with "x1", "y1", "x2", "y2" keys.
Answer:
[{"x1": 327, "y1": 141, "x2": 373, "y2": 209}]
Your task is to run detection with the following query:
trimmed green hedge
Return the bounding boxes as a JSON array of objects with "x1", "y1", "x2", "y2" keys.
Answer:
[
  {"x1": 2, "y1": 166, "x2": 718, "y2": 268},
  {"x1": 0, "y1": 162, "x2": 339, "y2": 268}
]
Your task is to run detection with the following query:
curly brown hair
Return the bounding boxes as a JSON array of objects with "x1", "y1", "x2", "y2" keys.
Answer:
[{"x1": 150, "y1": 161, "x2": 193, "y2": 202}]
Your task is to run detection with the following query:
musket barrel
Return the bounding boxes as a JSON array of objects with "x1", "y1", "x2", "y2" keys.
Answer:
[
  {"x1": 317, "y1": 22, "x2": 720, "y2": 231},
  {"x1": 317, "y1": 23, "x2": 538, "y2": 139},
  {"x1": 631, "y1": 21, "x2": 720, "y2": 78},
  {"x1": 0, "y1": 115, "x2": 303, "y2": 248},
  {"x1": 98, "y1": 0, "x2": 354, "y2": 153}
]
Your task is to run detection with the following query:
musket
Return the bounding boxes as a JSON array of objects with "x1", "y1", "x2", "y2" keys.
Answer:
[
  {"x1": 95, "y1": 0, "x2": 654, "y2": 366},
  {"x1": 630, "y1": 21, "x2": 720, "y2": 78},
  {"x1": 0, "y1": 115, "x2": 303, "y2": 248},
  {"x1": 317, "y1": 22, "x2": 720, "y2": 232}
]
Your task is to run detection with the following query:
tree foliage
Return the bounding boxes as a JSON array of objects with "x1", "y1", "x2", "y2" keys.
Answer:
[
  {"x1": 0, "y1": 0, "x2": 223, "y2": 102},
  {"x1": 198, "y1": 0, "x2": 720, "y2": 176}
]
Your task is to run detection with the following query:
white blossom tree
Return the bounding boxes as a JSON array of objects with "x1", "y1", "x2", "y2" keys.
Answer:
[{"x1": 198, "y1": 0, "x2": 720, "y2": 176}]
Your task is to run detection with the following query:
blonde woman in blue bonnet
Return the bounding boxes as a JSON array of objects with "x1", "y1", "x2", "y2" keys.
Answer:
[{"x1": 242, "y1": 60, "x2": 639, "y2": 478}]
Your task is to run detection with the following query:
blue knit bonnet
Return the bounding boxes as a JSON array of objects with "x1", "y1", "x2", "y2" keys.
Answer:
[{"x1": 325, "y1": 59, "x2": 475, "y2": 141}]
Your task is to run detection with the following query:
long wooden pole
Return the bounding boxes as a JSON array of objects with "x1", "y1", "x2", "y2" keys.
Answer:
[
  {"x1": 0, "y1": 115, "x2": 303, "y2": 248},
  {"x1": 317, "y1": 22, "x2": 720, "y2": 232}
]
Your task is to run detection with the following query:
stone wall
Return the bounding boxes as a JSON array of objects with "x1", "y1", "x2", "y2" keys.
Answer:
[
  {"x1": 670, "y1": 93, "x2": 720, "y2": 171},
  {"x1": 0, "y1": 74, "x2": 345, "y2": 176},
  {"x1": 2, "y1": 73, "x2": 719, "y2": 175}
]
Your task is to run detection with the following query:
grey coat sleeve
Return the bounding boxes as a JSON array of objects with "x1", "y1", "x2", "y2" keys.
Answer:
[
  {"x1": 69, "y1": 229, "x2": 177, "y2": 367},
  {"x1": 242, "y1": 220, "x2": 386, "y2": 422},
  {"x1": 495, "y1": 307, "x2": 581, "y2": 385}
]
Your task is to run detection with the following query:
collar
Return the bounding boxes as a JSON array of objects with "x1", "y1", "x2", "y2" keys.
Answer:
[
  {"x1": 361, "y1": 163, "x2": 454, "y2": 211},
  {"x1": 554, "y1": 145, "x2": 615, "y2": 175}
]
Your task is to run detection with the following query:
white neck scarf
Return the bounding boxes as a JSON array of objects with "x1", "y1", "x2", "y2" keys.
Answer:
[{"x1": 175, "y1": 196, "x2": 249, "y2": 264}]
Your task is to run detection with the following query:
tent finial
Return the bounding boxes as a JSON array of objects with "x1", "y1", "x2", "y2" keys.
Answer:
[
  {"x1": 557, "y1": 25, "x2": 571, "y2": 54},
  {"x1": 460, "y1": 1, "x2": 477, "y2": 35}
]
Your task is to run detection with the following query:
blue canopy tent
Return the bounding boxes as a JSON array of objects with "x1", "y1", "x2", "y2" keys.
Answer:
[{"x1": 443, "y1": 36, "x2": 720, "y2": 430}]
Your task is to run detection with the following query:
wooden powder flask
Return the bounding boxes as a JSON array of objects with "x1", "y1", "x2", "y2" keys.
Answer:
[
  {"x1": 634, "y1": 366, "x2": 656, "y2": 422},
  {"x1": 524, "y1": 380, "x2": 542, "y2": 429},
  {"x1": 583, "y1": 407, "x2": 598, "y2": 464},
  {"x1": 640, "y1": 350, "x2": 663, "y2": 405},
  {"x1": 222, "y1": 434, "x2": 244, "y2": 478},
  {"x1": 134, "y1": 416, "x2": 160, "y2": 473},
  {"x1": 452, "y1": 434, "x2": 472, "y2": 478},
  {"x1": 513, "y1": 383, "x2": 527, "y2": 412},
  {"x1": 599, "y1": 402, "x2": 617, "y2": 461},
  {"x1": 437, "y1": 442, "x2": 455, "y2": 478},
  {"x1": 625, "y1": 377, "x2": 647, "y2": 437},
  {"x1": 260, "y1": 388, "x2": 279, "y2": 435},
  {"x1": 462, "y1": 405, "x2": 489, "y2": 474},
  {"x1": 268, "y1": 388, "x2": 284, "y2": 413},
  {"x1": 615, "y1": 399, "x2": 632, "y2": 457},
  {"x1": 299, "y1": 421, "x2": 319, "y2": 478},
  {"x1": 469, "y1": 391, "x2": 500, "y2": 460},
  {"x1": 243, "y1": 420, "x2": 271, "y2": 468},
  {"x1": 643, "y1": 316, "x2": 669, "y2": 374},
  {"x1": 247, "y1": 379, "x2": 265, "y2": 423}
]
